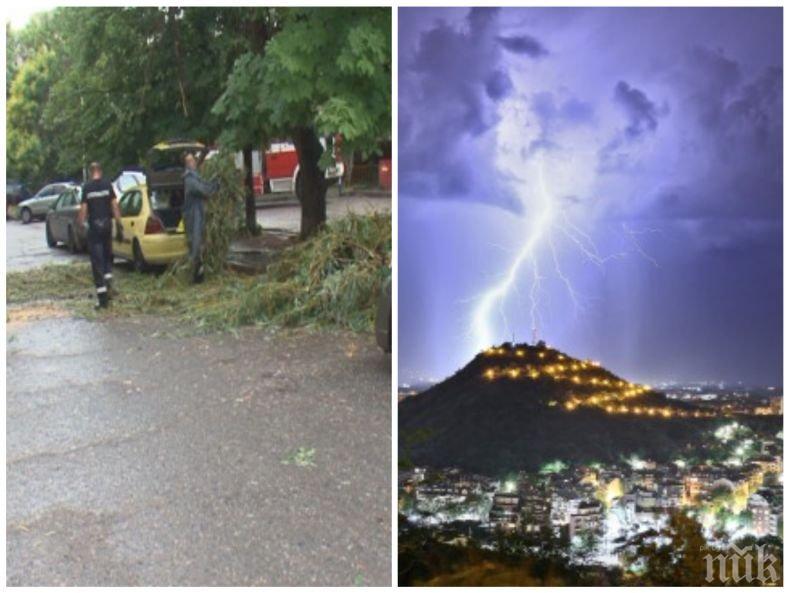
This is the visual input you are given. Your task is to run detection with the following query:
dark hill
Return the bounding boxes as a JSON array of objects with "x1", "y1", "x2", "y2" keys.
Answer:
[{"x1": 398, "y1": 342, "x2": 779, "y2": 475}]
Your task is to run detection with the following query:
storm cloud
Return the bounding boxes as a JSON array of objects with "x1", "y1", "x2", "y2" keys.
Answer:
[
  {"x1": 613, "y1": 81, "x2": 664, "y2": 139},
  {"x1": 497, "y1": 34, "x2": 548, "y2": 58},
  {"x1": 399, "y1": 8, "x2": 548, "y2": 211},
  {"x1": 399, "y1": 8, "x2": 782, "y2": 386}
]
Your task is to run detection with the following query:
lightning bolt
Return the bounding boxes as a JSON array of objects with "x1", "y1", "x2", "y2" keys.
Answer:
[
  {"x1": 472, "y1": 155, "x2": 554, "y2": 352},
  {"x1": 470, "y1": 147, "x2": 660, "y2": 354}
]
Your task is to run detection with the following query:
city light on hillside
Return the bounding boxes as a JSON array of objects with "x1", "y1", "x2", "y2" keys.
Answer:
[{"x1": 478, "y1": 359, "x2": 726, "y2": 419}]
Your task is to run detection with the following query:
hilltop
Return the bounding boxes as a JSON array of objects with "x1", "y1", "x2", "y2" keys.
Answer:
[{"x1": 398, "y1": 341, "x2": 779, "y2": 474}]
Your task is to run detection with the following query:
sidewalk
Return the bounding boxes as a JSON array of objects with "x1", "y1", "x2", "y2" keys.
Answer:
[
  {"x1": 229, "y1": 190, "x2": 391, "y2": 274},
  {"x1": 256, "y1": 186, "x2": 391, "y2": 209}
]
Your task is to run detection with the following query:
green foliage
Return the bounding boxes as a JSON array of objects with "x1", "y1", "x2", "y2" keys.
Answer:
[
  {"x1": 163, "y1": 153, "x2": 245, "y2": 278},
  {"x1": 200, "y1": 155, "x2": 245, "y2": 275},
  {"x1": 281, "y1": 447, "x2": 316, "y2": 467},
  {"x1": 196, "y1": 212, "x2": 391, "y2": 330},
  {"x1": 7, "y1": 24, "x2": 18, "y2": 97},
  {"x1": 623, "y1": 513, "x2": 784, "y2": 585},
  {"x1": 7, "y1": 212, "x2": 390, "y2": 334},
  {"x1": 7, "y1": 263, "x2": 94, "y2": 303},
  {"x1": 398, "y1": 522, "x2": 621, "y2": 586},
  {"x1": 7, "y1": 6, "x2": 391, "y2": 242},
  {"x1": 6, "y1": 45, "x2": 61, "y2": 186},
  {"x1": 7, "y1": 7, "x2": 260, "y2": 185},
  {"x1": 214, "y1": 7, "x2": 391, "y2": 157},
  {"x1": 622, "y1": 512, "x2": 710, "y2": 585}
]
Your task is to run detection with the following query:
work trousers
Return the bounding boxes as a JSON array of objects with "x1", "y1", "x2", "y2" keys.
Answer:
[
  {"x1": 87, "y1": 220, "x2": 113, "y2": 302},
  {"x1": 184, "y1": 196, "x2": 205, "y2": 264}
]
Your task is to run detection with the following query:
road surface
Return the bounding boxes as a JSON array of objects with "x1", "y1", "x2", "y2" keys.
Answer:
[
  {"x1": 7, "y1": 309, "x2": 391, "y2": 585},
  {"x1": 6, "y1": 188, "x2": 393, "y2": 585},
  {"x1": 5, "y1": 219, "x2": 82, "y2": 271},
  {"x1": 5, "y1": 191, "x2": 390, "y2": 271},
  {"x1": 256, "y1": 190, "x2": 391, "y2": 233}
]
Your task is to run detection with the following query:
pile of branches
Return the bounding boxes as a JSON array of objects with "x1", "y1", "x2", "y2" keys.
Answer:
[
  {"x1": 198, "y1": 212, "x2": 391, "y2": 331},
  {"x1": 166, "y1": 152, "x2": 244, "y2": 279},
  {"x1": 9, "y1": 211, "x2": 391, "y2": 334},
  {"x1": 197, "y1": 153, "x2": 245, "y2": 275}
]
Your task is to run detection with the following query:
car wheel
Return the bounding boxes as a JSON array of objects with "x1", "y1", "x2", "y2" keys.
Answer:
[
  {"x1": 67, "y1": 226, "x2": 78, "y2": 254},
  {"x1": 133, "y1": 240, "x2": 149, "y2": 273},
  {"x1": 21, "y1": 208, "x2": 32, "y2": 224},
  {"x1": 45, "y1": 221, "x2": 56, "y2": 247}
]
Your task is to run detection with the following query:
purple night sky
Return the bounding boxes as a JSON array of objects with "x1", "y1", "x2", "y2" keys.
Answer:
[{"x1": 398, "y1": 8, "x2": 782, "y2": 387}]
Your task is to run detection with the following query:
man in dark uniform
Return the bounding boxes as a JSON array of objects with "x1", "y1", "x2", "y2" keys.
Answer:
[
  {"x1": 182, "y1": 152, "x2": 218, "y2": 284},
  {"x1": 77, "y1": 162, "x2": 124, "y2": 308}
]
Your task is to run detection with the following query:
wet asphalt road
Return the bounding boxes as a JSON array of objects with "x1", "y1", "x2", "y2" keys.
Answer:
[
  {"x1": 7, "y1": 311, "x2": 391, "y2": 585},
  {"x1": 5, "y1": 192, "x2": 390, "y2": 271},
  {"x1": 256, "y1": 190, "x2": 391, "y2": 234},
  {"x1": 6, "y1": 219, "x2": 84, "y2": 271}
]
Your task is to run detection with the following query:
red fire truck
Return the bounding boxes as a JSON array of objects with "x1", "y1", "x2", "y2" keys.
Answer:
[{"x1": 255, "y1": 140, "x2": 344, "y2": 196}]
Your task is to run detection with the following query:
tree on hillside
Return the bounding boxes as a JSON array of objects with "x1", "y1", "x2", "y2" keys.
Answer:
[
  {"x1": 214, "y1": 7, "x2": 391, "y2": 239},
  {"x1": 623, "y1": 512, "x2": 710, "y2": 585}
]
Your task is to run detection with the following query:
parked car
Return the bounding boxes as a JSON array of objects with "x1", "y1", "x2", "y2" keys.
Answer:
[
  {"x1": 113, "y1": 181, "x2": 187, "y2": 271},
  {"x1": 114, "y1": 170, "x2": 147, "y2": 194},
  {"x1": 375, "y1": 272, "x2": 391, "y2": 353},
  {"x1": 44, "y1": 171, "x2": 149, "y2": 255},
  {"x1": 18, "y1": 182, "x2": 76, "y2": 223},
  {"x1": 45, "y1": 186, "x2": 87, "y2": 253},
  {"x1": 6, "y1": 180, "x2": 31, "y2": 218}
]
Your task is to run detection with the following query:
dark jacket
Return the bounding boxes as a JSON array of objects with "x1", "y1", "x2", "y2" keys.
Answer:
[{"x1": 183, "y1": 168, "x2": 218, "y2": 204}]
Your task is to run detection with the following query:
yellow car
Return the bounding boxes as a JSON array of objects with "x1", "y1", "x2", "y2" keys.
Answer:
[{"x1": 113, "y1": 183, "x2": 188, "y2": 271}]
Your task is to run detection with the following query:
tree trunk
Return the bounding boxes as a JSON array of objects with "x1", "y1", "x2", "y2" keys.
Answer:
[
  {"x1": 292, "y1": 127, "x2": 327, "y2": 240},
  {"x1": 243, "y1": 146, "x2": 257, "y2": 234},
  {"x1": 344, "y1": 150, "x2": 355, "y2": 189},
  {"x1": 260, "y1": 141, "x2": 269, "y2": 193},
  {"x1": 168, "y1": 7, "x2": 189, "y2": 118}
]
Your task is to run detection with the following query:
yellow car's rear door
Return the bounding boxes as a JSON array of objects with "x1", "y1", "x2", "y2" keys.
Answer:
[{"x1": 114, "y1": 189, "x2": 146, "y2": 259}]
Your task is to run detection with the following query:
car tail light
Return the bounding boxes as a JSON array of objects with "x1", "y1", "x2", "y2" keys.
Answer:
[{"x1": 144, "y1": 216, "x2": 165, "y2": 234}]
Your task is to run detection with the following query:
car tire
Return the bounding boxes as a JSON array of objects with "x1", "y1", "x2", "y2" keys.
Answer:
[
  {"x1": 46, "y1": 221, "x2": 56, "y2": 247},
  {"x1": 21, "y1": 208, "x2": 32, "y2": 224},
  {"x1": 67, "y1": 226, "x2": 78, "y2": 254},
  {"x1": 133, "y1": 240, "x2": 149, "y2": 273}
]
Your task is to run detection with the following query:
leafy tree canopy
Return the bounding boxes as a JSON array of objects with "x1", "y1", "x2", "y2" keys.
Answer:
[
  {"x1": 7, "y1": 7, "x2": 261, "y2": 186},
  {"x1": 214, "y1": 7, "x2": 391, "y2": 159}
]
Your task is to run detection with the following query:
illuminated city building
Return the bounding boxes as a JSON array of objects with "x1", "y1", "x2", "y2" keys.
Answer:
[
  {"x1": 490, "y1": 491, "x2": 521, "y2": 532},
  {"x1": 569, "y1": 500, "x2": 604, "y2": 540}
]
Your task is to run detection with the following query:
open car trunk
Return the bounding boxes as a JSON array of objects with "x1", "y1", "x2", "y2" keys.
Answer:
[
  {"x1": 149, "y1": 184, "x2": 186, "y2": 232},
  {"x1": 146, "y1": 140, "x2": 206, "y2": 189}
]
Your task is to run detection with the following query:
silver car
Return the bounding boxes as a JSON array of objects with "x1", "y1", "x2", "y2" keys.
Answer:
[
  {"x1": 43, "y1": 171, "x2": 146, "y2": 253},
  {"x1": 45, "y1": 186, "x2": 87, "y2": 253},
  {"x1": 18, "y1": 182, "x2": 77, "y2": 223}
]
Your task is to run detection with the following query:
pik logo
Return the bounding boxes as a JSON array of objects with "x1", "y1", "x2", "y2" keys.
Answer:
[{"x1": 704, "y1": 543, "x2": 780, "y2": 585}]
